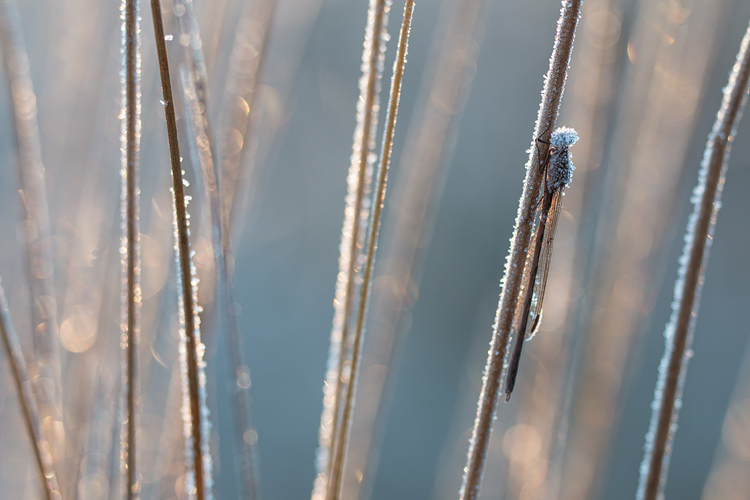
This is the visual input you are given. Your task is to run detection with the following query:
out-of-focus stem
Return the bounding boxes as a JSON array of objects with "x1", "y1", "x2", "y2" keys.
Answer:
[
  {"x1": 0, "y1": 0, "x2": 65, "y2": 469},
  {"x1": 557, "y1": 1, "x2": 727, "y2": 497},
  {"x1": 0, "y1": 279, "x2": 60, "y2": 500},
  {"x1": 179, "y1": 63, "x2": 261, "y2": 499},
  {"x1": 327, "y1": 2, "x2": 414, "y2": 499},
  {"x1": 175, "y1": 0, "x2": 262, "y2": 496},
  {"x1": 702, "y1": 332, "x2": 750, "y2": 500},
  {"x1": 218, "y1": 0, "x2": 277, "y2": 237}
]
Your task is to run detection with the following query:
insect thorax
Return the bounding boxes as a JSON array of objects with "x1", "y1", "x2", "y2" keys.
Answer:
[{"x1": 547, "y1": 148, "x2": 574, "y2": 192}]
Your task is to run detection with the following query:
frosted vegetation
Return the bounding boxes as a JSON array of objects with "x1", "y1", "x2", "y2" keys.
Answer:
[{"x1": 0, "y1": 1, "x2": 748, "y2": 500}]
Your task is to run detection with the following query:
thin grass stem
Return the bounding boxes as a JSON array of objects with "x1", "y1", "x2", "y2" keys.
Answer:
[
  {"x1": 458, "y1": 1, "x2": 582, "y2": 499},
  {"x1": 150, "y1": 1, "x2": 213, "y2": 498},
  {"x1": 179, "y1": 63, "x2": 261, "y2": 499},
  {"x1": 175, "y1": 0, "x2": 262, "y2": 496},
  {"x1": 326, "y1": 3, "x2": 414, "y2": 500},
  {"x1": 341, "y1": 0, "x2": 488, "y2": 496},
  {"x1": 120, "y1": 0, "x2": 142, "y2": 498},
  {"x1": 0, "y1": 278, "x2": 60, "y2": 500},
  {"x1": 557, "y1": 1, "x2": 727, "y2": 497},
  {"x1": 637, "y1": 16, "x2": 750, "y2": 500},
  {"x1": 312, "y1": 0, "x2": 391, "y2": 497}
]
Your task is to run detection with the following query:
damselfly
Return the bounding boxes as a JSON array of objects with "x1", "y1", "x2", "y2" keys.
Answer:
[{"x1": 505, "y1": 126, "x2": 579, "y2": 401}]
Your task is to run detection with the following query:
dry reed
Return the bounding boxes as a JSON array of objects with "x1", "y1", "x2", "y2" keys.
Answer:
[
  {"x1": 313, "y1": 0, "x2": 391, "y2": 497},
  {"x1": 459, "y1": 1, "x2": 582, "y2": 498},
  {"x1": 120, "y1": 0, "x2": 142, "y2": 497},
  {"x1": 150, "y1": 0, "x2": 213, "y2": 498},
  {"x1": 326, "y1": 2, "x2": 415, "y2": 499},
  {"x1": 175, "y1": 0, "x2": 262, "y2": 496},
  {"x1": 341, "y1": 0, "x2": 488, "y2": 495},
  {"x1": 637, "y1": 15, "x2": 750, "y2": 500}
]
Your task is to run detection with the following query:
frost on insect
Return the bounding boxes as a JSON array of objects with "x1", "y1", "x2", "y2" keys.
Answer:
[
  {"x1": 547, "y1": 126, "x2": 578, "y2": 191},
  {"x1": 313, "y1": 0, "x2": 391, "y2": 497}
]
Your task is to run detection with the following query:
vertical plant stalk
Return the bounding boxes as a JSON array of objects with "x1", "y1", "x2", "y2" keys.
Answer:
[
  {"x1": 312, "y1": 0, "x2": 390, "y2": 498},
  {"x1": 120, "y1": 0, "x2": 142, "y2": 498},
  {"x1": 326, "y1": 3, "x2": 414, "y2": 500},
  {"x1": 637, "y1": 17, "x2": 750, "y2": 500},
  {"x1": 0, "y1": 0, "x2": 65, "y2": 464},
  {"x1": 505, "y1": 0, "x2": 623, "y2": 497},
  {"x1": 179, "y1": 65, "x2": 261, "y2": 499},
  {"x1": 558, "y1": 0, "x2": 726, "y2": 497},
  {"x1": 175, "y1": 0, "x2": 262, "y2": 496},
  {"x1": 459, "y1": 1, "x2": 582, "y2": 499},
  {"x1": 341, "y1": 0, "x2": 488, "y2": 496},
  {"x1": 150, "y1": 1, "x2": 213, "y2": 499},
  {"x1": 0, "y1": 279, "x2": 60, "y2": 500}
]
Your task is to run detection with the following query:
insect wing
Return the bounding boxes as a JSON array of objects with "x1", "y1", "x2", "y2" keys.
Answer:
[
  {"x1": 513, "y1": 203, "x2": 545, "y2": 329},
  {"x1": 525, "y1": 188, "x2": 563, "y2": 341}
]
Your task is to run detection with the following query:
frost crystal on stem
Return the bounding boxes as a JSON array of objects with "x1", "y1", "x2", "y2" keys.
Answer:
[{"x1": 313, "y1": 0, "x2": 391, "y2": 498}]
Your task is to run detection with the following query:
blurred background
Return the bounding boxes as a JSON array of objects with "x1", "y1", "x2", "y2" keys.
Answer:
[{"x1": 0, "y1": 0, "x2": 749, "y2": 499}]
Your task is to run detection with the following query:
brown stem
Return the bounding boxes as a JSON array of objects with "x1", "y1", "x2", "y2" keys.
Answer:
[
  {"x1": 327, "y1": 1, "x2": 415, "y2": 499},
  {"x1": 459, "y1": 1, "x2": 582, "y2": 499},
  {"x1": 638, "y1": 16, "x2": 750, "y2": 500},
  {"x1": 150, "y1": 1, "x2": 209, "y2": 498},
  {"x1": 121, "y1": 0, "x2": 141, "y2": 498},
  {"x1": 341, "y1": 0, "x2": 489, "y2": 495},
  {"x1": 315, "y1": 0, "x2": 390, "y2": 497}
]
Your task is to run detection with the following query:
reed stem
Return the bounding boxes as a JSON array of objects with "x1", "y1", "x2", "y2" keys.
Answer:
[
  {"x1": 327, "y1": 2, "x2": 415, "y2": 499},
  {"x1": 313, "y1": 0, "x2": 390, "y2": 498},
  {"x1": 459, "y1": 2, "x2": 582, "y2": 499},
  {"x1": 637, "y1": 15, "x2": 750, "y2": 500},
  {"x1": 175, "y1": 0, "x2": 262, "y2": 495},
  {"x1": 150, "y1": 1, "x2": 212, "y2": 498},
  {"x1": 120, "y1": 0, "x2": 142, "y2": 497}
]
